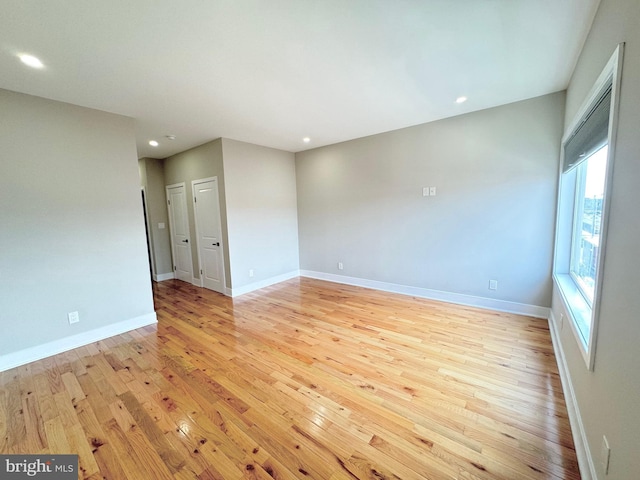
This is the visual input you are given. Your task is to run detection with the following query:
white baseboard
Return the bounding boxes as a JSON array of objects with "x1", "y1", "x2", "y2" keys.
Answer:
[
  {"x1": 300, "y1": 270, "x2": 550, "y2": 318},
  {"x1": 548, "y1": 311, "x2": 596, "y2": 480},
  {"x1": 154, "y1": 272, "x2": 175, "y2": 281},
  {"x1": 0, "y1": 313, "x2": 158, "y2": 372},
  {"x1": 152, "y1": 273, "x2": 200, "y2": 286},
  {"x1": 230, "y1": 270, "x2": 300, "y2": 297}
]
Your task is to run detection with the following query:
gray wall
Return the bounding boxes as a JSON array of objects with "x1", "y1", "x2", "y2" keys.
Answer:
[
  {"x1": 550, "y1": 0, "x2": 640, "y2": 478},
  {"x1": 139, "y1": 157, "x2": 173, "y2": 277},
  {"x1": 0, "y1": 89, "x2": 155, "y2": 355},
  {"x1": 296, "y1": 93, "x2": 565, "y2": 307},
  {"x1": 221, "y1": 138, "x2": 299, "y2": 289},
  {"x1": 163, "y1": 139, "x2": 230, "y2": 285}
]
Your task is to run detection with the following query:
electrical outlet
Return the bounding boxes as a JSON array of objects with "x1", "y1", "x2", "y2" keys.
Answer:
[
  {"x1": 249, "y1": 269, "x2": 254, "y2": 278},
  {"x1": 429, "y1": 186, "x2": 437, "y2": 196},
  {"x1": 422, "y1": 187, "x2": 430, "y2": 197},
  {"x1": 489, "y1": 279, "x2": 498, "y2": 290},
  {"x1": 338, "y1": 262, "x2": 344, "y2": 270},
  {"x1": 68, "y1": 311, "x2": 80, "y2": 324},
  {"x1": 601, "y1": 435, "x2": 610, "y2": 474}
]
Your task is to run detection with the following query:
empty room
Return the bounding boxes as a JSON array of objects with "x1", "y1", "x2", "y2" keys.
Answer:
[{"x1": 1, "y1": 1, "x2": 639, "y2": 479}]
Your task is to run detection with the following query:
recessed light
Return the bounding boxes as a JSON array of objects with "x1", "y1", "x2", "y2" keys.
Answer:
[
  {"x1": 166, "y1": 135, "x2": 176, "y2": 140},
  {"x1": 303, "y1": 137, "x2": 311, "y2": 143},
  {"x1": 19, "y1": 54, "x2": 44, "y2": 69},
  {"x1": 149, "y1": 140, "x2": 159, "y2": 147},
  {"x1": 455, "y1": 96, "x2": 468, "y2": 104}
]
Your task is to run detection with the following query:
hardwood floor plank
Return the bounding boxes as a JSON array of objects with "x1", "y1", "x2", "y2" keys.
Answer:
[
  {"x1": 43, "y1": 416, "x2": 70, "y2": 453},
  {"x1": 18, "y1": 367, "x2": 47, "y2": 452},
  {"x1": 118, "y1": 390, "x2": 186, "y2": 474},
  {"x1": 3, "y1": 369, "x2": 26, "y2": 450},
  {"x1": 0, "y1": 278, "x2": 580, "y2": 479},
  {"x1": 65, "y1": 423, "x2": 101, "y2": 479},
  {"x1": 109, "y1": 398, "x2": 175, "y2": 480}
]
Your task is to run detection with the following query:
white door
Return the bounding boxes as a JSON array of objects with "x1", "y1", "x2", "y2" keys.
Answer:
[
  {"x1": 166, "y1": 183, "x2": 193, "y2": 283},
  {"x1": 193, "y1": 178, "x2": 225, "y2": 294}
]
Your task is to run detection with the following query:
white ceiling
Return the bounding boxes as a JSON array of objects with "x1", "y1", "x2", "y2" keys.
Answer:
[{"x1": 0, "y1": 0, "x2": 599, "y2": 159}]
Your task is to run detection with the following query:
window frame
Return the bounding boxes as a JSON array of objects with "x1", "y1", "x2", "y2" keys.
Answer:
[
  {"x1": 553, "y1": 44, "x2": 624, "y2": 370},
  {"x1": 569, "y1": 159, "x2": 590, "y2": 302}
]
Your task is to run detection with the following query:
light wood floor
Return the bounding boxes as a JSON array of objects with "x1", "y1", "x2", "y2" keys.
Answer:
[{"x1": 0, "y1": 278, "x2": 580, "y2": 479}]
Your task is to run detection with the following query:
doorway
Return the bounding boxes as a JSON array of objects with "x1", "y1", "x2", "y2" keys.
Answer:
[
  {"x1": 192, "y1": 177, "x2": 226, "y2": 294},
  {"x1": 166, "y1": 182, "x2": 194, "y2": 283}
]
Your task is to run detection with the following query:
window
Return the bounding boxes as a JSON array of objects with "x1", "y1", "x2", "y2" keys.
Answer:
[
  {"x1": 553, "y1": 44, "x2": 623, "y2": 369},
  {"x1": 570, "y1": 145, "x2": 608, "y2": 306}
]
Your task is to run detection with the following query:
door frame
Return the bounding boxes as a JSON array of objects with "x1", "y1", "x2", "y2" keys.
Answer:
[
  {"x1": 191, "y1": 176, "x2": 226, "y2": 293},
  {"x1": 166, "y1": 182, "x2": 194, "y2": 283}
]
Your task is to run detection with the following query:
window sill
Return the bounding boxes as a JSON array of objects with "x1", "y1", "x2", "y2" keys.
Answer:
[{"x1": 553, "y1": 273, "x2": 592, "y2": 367}]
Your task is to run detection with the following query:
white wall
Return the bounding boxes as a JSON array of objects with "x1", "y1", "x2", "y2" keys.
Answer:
[
  {"x1": 550, "y1": 0, "x2": 640, "y2": 478},
  {"x1": 296, "y1": 93, "x2": 565, "y2": 310},
  {"x1": 221, "y1": 138, "x2": 299, "y2": 292},
  {"x1": 0, "y1": 89, "x2": 156, "y2": 365}
]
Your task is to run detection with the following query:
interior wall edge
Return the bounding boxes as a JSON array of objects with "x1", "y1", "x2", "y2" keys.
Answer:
[
  {"x1": 548, "y1": 311, "x2": 597, "y2": 480},
  {"x1": 154, "y1": 272, "x2": 176, "y2": 282},
  {"x1": 300, "y1": 270, "x2": 550, "y2": 319},
  {"x1": 0, "y1": 313, "x2": 158, "y2": 373},
  {"x1": 229, "y1": 270, "x2": 301, "y2": 297}
]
